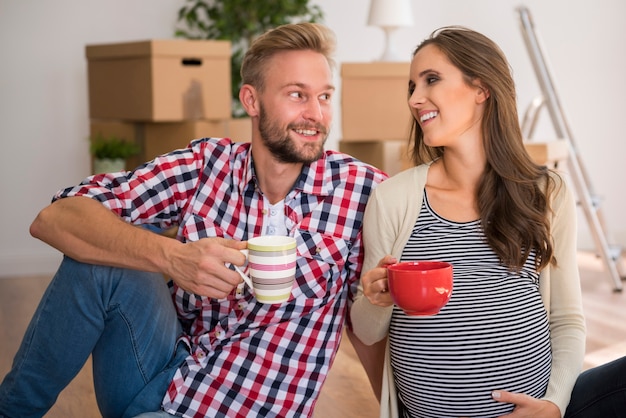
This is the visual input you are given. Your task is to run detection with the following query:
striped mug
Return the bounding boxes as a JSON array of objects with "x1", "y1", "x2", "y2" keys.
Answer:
[{"x1": 234, "y1": 236, "x2": 297, "y2": 304}]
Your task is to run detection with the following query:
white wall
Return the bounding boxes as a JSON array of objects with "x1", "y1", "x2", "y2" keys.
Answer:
[{"x1": 1, "y1": 0, "x2": 625, "y2": 276}]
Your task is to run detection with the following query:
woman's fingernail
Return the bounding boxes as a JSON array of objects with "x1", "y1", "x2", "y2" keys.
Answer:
[{"x1": 492, "y1": 390, "x2": 501, "y2": 399}]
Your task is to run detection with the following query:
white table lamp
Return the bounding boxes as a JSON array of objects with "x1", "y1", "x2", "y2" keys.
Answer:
[{"x1": 367, "y1": 0, "x2": 414, "y2": 61}]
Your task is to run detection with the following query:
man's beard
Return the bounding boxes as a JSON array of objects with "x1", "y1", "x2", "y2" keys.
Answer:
[{"x1": 258, "y1": 103, "x2": 328, "y2": 164}]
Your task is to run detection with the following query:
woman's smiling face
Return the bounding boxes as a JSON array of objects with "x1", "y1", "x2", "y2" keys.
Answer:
[{"x1": 408, "y1": 44, "x2": 488, "y2": 149}]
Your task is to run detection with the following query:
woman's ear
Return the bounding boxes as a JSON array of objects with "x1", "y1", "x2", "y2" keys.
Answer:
[
  {"x1": 239, "y1": 84, "x2": 259, "y2": 117},
  {"x1": 474, "y1": 80, "x2": 490, "y2": 103}
]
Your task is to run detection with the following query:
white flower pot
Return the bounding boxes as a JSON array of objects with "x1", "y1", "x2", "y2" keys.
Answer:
[{"x1": 93, "y1": 158, "x2": 125, "y2": 174}]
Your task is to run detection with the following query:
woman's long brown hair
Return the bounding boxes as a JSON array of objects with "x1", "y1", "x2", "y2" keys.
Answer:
[{"x1": 410, "y1": 26, "x2": 557, "y2": 271}]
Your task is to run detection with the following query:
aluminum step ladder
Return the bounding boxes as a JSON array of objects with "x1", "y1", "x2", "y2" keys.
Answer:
[{"x1": 517, "y1": 5, "x2": 624, "y2": 292}]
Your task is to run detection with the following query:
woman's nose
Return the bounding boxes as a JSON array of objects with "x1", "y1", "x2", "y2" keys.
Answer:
[{"x1": 408, "y1": 89, "x2": 425, "y2": 108}]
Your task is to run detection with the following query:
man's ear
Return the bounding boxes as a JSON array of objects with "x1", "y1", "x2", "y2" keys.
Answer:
[{"x1": 239, "y1": 84, "x2": 259, "y2": 117}]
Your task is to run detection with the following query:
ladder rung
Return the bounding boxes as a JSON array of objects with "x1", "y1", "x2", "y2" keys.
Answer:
[
  {"x1": 590, "y1": 195, "x2": 603, "y2": 208},
  {"x1": 608, "y1": 245, "x2": 623, "y2": 261}
]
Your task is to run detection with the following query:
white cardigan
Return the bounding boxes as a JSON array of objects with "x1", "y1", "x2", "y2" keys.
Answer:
[{"x1": 350, "y1": 164, "x2": 586, "y2": 417}]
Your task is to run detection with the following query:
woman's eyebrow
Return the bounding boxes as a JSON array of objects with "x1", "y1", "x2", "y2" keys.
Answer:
[{"x1": 419, "y1": 69, "x2": 440, "y2": 77}]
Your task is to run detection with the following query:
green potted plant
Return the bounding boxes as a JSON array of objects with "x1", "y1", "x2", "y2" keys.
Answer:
[
  {"x1": 175, "y1": 0, "x2": 324, "y2": 117},
  {"x1": 90, "y1": 134, "x2": 141, "y2": 174}
]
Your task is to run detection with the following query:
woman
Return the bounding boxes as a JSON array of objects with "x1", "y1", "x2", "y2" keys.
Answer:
[{"x1": 350, "y1": 26, "x2": 624, "y2": 418}]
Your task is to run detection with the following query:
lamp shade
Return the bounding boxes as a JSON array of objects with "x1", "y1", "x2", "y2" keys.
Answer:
[{"x1": 368, "y1": 0, "x2": 414, "y2": 28}]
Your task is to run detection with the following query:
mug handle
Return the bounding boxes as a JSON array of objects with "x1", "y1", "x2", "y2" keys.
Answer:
[
  {"x1": 231, "y1": 249, "x2": 254, "y2": 290},
  {"x1": 232, "y1": 264, "x2": 253, "y2": 290}
]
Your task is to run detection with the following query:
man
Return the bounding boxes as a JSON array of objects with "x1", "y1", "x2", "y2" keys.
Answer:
[{"x1": 0, "y1": 23, "x2": 387, "y2": 417}]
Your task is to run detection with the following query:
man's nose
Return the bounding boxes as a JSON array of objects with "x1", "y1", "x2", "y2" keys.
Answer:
[{"x1": 303, "y1": 99, "x2": 324, "y2": 121}]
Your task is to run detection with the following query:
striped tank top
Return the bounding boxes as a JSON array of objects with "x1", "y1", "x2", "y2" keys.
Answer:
[{"x1": 389, "y1": 192, "x2": 551, "y2": 417}]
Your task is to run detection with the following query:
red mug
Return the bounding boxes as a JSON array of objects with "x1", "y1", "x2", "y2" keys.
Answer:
[{"x1": 387, "y1": 261, "x2": 453, "y2": 316}]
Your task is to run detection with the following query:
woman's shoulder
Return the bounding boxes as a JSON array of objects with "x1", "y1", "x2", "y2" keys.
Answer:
[
  {"x1": 544, "y1": 169, "x2": 576, "y2": 218},
  {"x1": 375, "y1": 163, "x2": 430, "y2": 193},
  {"x1": 545, "y1": 169, "x2": 569, "y2": 198},
  {"x1": 366, "y1": 164, "x2": 431, "y2": 219}
]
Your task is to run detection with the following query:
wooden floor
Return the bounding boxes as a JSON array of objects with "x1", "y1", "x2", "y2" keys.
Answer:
[{"x1": 1, "y1": 251, "x2": 624, "y2": 417}]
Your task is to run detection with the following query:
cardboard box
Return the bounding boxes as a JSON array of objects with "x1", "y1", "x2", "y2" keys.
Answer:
[
  {"x1": 90, "y1": 118, "x2": 251, "y2": 171},
  {"x1": 141, "y1": 119, "x2": 251, "y2": 160},
  {"x1": 224, "y1": 117, "x2": 252, "y2": 144},
  {"x1": 86, "y1": 39, "x2": 232, "y2": 121},
  {"x1": 338, "y1": 138, "x2": 568, "y2": 177},
  {"x1": 339, "y1": 139, "x2": 411, "y2": 176},
  {"x1": 523, "y1": 140, "x2": 569, "y2": 166},
  {"x1": 341, "y1": 62, "x2": 413, "y2": 141}
]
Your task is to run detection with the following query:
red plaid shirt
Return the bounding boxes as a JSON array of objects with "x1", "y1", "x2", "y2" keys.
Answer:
[{"x1": 55, "y1": 138, "x2": 387, "y2": 417}]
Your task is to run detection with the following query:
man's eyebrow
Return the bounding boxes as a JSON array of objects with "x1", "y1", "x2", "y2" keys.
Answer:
[{"x1": 282, "y1": 82, "x2": 336, "y2": 91}]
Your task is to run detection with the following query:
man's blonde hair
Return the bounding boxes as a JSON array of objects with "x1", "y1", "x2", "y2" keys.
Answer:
[{"x1": 241, "y1": 22, "x2": 336, "y2": 92}]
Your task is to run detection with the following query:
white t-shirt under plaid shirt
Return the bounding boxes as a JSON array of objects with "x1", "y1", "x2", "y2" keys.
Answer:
[{"x1": 54, "y1": 137, "x2": 387, "y2": 417}]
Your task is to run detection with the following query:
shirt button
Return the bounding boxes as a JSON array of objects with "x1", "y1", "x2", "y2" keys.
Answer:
[
  {"x1": 268, "y1": 227, "x2": 275, "y2": 234},
  {"x1": 196, "y1": 350, "x2": 205, "y2": 359},
  {"x1": 270, "y1": 209, "x2": 277, "y2": 216}
]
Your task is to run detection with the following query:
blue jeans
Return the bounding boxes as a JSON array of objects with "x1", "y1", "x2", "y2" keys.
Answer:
[
  {"x1": 565, "y1": 355, "x2": 626, "y2": 417},
  {"x1": 0, "y1": 256, "x2": 187, "y2": 418}
]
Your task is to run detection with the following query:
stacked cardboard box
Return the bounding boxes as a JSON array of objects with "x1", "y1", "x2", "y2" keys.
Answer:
[
  {"x1": 86, "y1": 39, "x2": 251, "y2": 172},
  {"x1": 339, "y1": 62, "x2": 413, "y2": 176}
]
